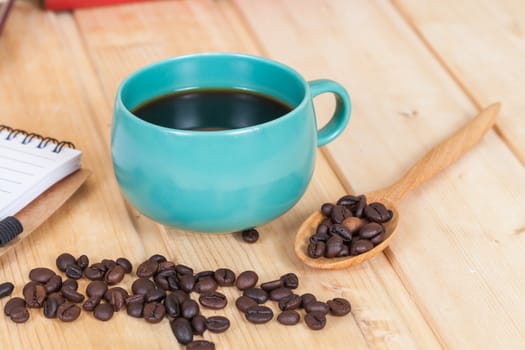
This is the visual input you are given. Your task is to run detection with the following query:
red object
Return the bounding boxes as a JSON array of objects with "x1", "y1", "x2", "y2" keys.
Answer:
[{"x1": 43, "y1": 0, "x2": 149, "y2": 10}]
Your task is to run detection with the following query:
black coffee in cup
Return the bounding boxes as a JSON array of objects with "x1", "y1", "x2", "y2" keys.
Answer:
[{"x1": 132, "y1": 88, "x2": 293, "y2": 131}]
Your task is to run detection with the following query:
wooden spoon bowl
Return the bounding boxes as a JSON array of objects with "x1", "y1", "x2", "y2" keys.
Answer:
[{"x1": 295, "y1": 103, "x2": 500, "y2": 270}]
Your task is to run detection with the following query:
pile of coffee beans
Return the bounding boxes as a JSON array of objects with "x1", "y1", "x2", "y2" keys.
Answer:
[
  {"x1": 2, "y1": 253, "x2": 352, "y2": 349},
  {"x1": 307, "y1": 194, "x2": 393, "y2": 259}
]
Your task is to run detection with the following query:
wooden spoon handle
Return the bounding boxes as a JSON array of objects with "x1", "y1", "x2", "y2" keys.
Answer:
[{"x1": 376, "y1": 103, "x2": 500, "y2": 203}]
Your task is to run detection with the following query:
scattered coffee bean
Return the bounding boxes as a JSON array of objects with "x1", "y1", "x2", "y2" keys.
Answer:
[
  {"x1": 245, "y1": 305, "x2": 273, "y2": 324},
  {"x1": 280, "y1": 273, "x2": 299, "y2": 289},
  {"x1": 235, "y1": 295, "x2": 258, "y2": 313},
  {"x1": 116, "y1": 257, "x2": 133, "y2": 273},
  {"x1": 179, "y1": 274, "x2": 196, "y2": 293},
  {"x1": 132, "y1": 278, "x2": 156, "y2": 296},
  {"x1": 105, "y1": 264, "x2": 126, "y2": 285},
  {"x1": 61, "y1": 286, "x2": 85, "y2": 303},
  {"x1": 236, "y1": 271, "x2": 258, "y2": 290},
  {"x1": 300, "y1": 293, "x2": 317, "y2": 308},
  {"x1": 304, "y1": 301, "x2": 330, "y2": 315},
  {"x1": 148, "y1": 254, "x2": 167, "y2": 264},
  {"x1": 136, "y1": 260, "x2": 158, "y2": 278},
  {"x1": 56, "y1": 253, "x2": 76, "y2": 272},
  {"x1": 143, "y1": 302, "x2": 166, "y2": 323},
  {"x1": 181, "y1": 299, "x2": 199, "y2": 320},
  {"x1": 29, "y1": 267, "x2": 55, "y2": 283},
  {"x1": 260, "y1": 279, "x2": 282, "y2": 291},
  {"x1": 43, "y1": 295, "x2": 60, "y2": 318},
  {"x1": 164, "y1": 293, "x2": 181, "y2": 318},
  {"x1": 104, "y1": 287, "x2": 128, "y2": 311},
  {"x1": 44, "y1": 275, "x2": 62, "y2": 294},
  {"x1": 213, "y1": 268, "x2": 235, "y2": 286},
  {"x1": 144, "y1": 288, "x2": 166, "y2": 303},
  {"x1": 278, "y1": 294, "x2": 302, "y2": 311},
  {"x1": 0, "y1": 282, "x2": 14, "y2": 298},
  {"x1": 304, "y1": 311, "x2": 327, "y2": 330},
  {"x1": 241, "y1": 228, "x2": 259, "y2": 243},
  {"x1": 170, "y1": 317, "x2": 193, "y2": 345},
  {"x1": 4, "y1": 297, "x2": 26, "y2": 316},
  {"x1": 94, "y1": 302, "x2": 114, "y2": 321},
  {"x1": 193, "y1": 277, "x2": 217, "y2": 294},
  {"x1": 191, "y1": 314, "x2": 207, "y2": 335},
  {"x1": 86, "y1": 280, "x2": 108, "y2": 298},
  {"x1": 277, "y1": 310, "x2": 300, "y2": 325},
  {"x1": 57, "y1": 302, "x2": 81, "y2": 322},
  {"x1": 243, "y1": 288, "x2": 268, "y2": 304},
  {"x1": 102, "y1": 259, "x2": 117, "y2": 270},
  {"x1": 205, "y1": 315, "x2": 230, "y2": 333},
  {"x1": 155, "y1": 269, "x2": 178, "y2": 291},
  {"x1": 10, "y1": 305, "x2": 30, "y2": 323},
  {"x1": 65, "y1": 264, "x2": 83, "y2": 280},
  {"x1": 23, "y1": 281, "x2": 46, "y2": 308},
  {"x1": 170, "y1": 290, "x2": 190, "y2": 304},
  {"x1": 62, "y1": 278, "x2": 78, "y2": 291},
  {"x1": 127, "y1": 302, "x2": 144, "y2": 318},
  {"x1": 327, "y1": 297, "x2": 351, "y2": 316},
  {"x1": 76, "y1": 255, "x2": 89, "y2": 270},
  {"x1": 269, "y1": 287, "x2": 292, "y2": 301},
  {"x1": 199, "y1": 291, "x2": 227, "y2": 309},
  {"x1": 187, "y1": 340, "x2": 215, "y2": 350},
  {"x1": 83, "y1": 263, "x2": 106, "y2": 281},
  {"x1": 175, "y1": 264, "x2": 194, "y2": 276},
  {"x1": 82, "y1": 297, "x2": 101, "y2": 312}
]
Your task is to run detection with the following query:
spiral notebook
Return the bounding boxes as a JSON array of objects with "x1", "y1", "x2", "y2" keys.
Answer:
[{"x1": 0, "y1": 125, "x2": 82, "y2": 220}]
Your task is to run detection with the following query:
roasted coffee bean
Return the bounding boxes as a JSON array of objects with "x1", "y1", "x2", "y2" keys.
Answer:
[
  {"x1": 187, "y1": 340, "x2": 215, "y2": 350},
  {"x1": 205, "y1": 315, "x2": 230, "y2": 333},
  {"x1": 236, "y1": 271, "x2": 258, "y2": 290},
  {"x1": 241, "y1": 228, "x2": 259, "y2": 243},
  {"x1": 83, "y1": 263, "x2": 107, "y2": 281},
  {"x1": 65, "y1": 264, "x2": 83, "y2": 280},
  {"x1": 4, "y1": 297, "x2": 26, "y2": 316},
  {"x1": 175, "y1": 264, "x2": 194, "y2": 276},
  {"x1": 148, "y1": 254, "x2": 167, "y2": 264},
  {"x1": 336, "y1": 194, "x2": 362, "y2": 211},
  {"x1": 260, "y1": 279, "x2": 282, "y2": 291},
  {"x1": 342, "y1": 216, "x2": 366, "y2": 234},
  {"x1": 280, "y1": 273, "x2": 299, "y2": 289},
  {"x1": 104, "y1": 287, "x2": 128, "y2": 311},
  {"x1": 171, "y1": 317, "x2": 193, "y2": 345},
  {"x1": 47, "y1": 292, "x2": 66, "y2": 305},
  {"x1": 213, "y1": 268, "x2": 235, "y2": 286},
  {"x1": 116, "y1": 257, "x2": 133, "y2": 273},
  {"x1": 331, "y1": 205, "x2": 352, "y2": 224},
  {"x1": 359, "y1": 222, "x2": 384, "y2": 239},
  {"x1": 132, "y1": 278, "x2": 156, "y2": 295},
  {"x1": 170, "y1": 290, "x2": 190, "y2": 304},
  {"x1": 304, "y1": 311, "x2": 326, "y2": 330},
  {"x1": 337, "y1": 245, "x2": 350, "y2": 257},
  {"x1": 105, "y1": 265, "x2": 126, "y2": 285},
  {"x1": 310, "y1": 225, "x2": 331, "y2": 243},
  {"x1": 144, "y1": 288, "x2": 166, "y2": 303},
  {"x1": 364, "y1": 202, "x2": 393, "y2": 223},
  {"x1": 43, "y1": 295, "x2": 60, "y2": 318},
  {"x1": 57, "y1": 302, "x2": 81, "y2": 322},
  {"x1": 355, "y1": 195, "x2": 367, "y2": 217},
  {"x1": 56, "y1": 253, "x2": 76, "y2": 272},
  {"x1": 62, "y1": 278, "x2": 78, "y2": 291},
  {"x1": 245, "y1": 305, "x2": 273, "y2": 324},
  {"x1": 164, "y1": 293, "x2": 181, "y2": 318},
  {"x1": 320, "y1": 202, "x2": 334, "y2": 216},
  {"x1": 82, "y1": 297, "x2": 101, "y2": 312},
  {"x1": 327, "y1": 297, "x2": 351, "y2": 316},
  {"x1": 195, "y1": 270, "x2": 214, "y2": 281},
  {"x1": 143, "y1": 302, "x2": 166, "y2": 323},
  {"x1": 304, "y1": 301, "x2": 330, "y2": 315},
  {"x1": 199, "y1": 291, "x2": 227, "y2": 309},
  {"x1": 126, "y1": 294, "x2": 145, "y2": 305},
  {"x1": 191, "y1": 314, "x2": 207, "y2": 335},
  {"x1": 127, "y1": 302, "x2": 144, "y2": 318},
  {"x1": 278, "y1": 294, "x2": 302, "y2": 311},
  {"x1": 29, "y1": 267, "x2": 56, "y2": 283},
  {"x1": 370, "y1": 231, "x2": 386, "y2": 245},
  {"x1": 243, "y1": 288, "x2": 268, "y2": 304},
  {"x1": 331, "y1": 223, "x2": 352, "y2": 241},
  {"x1": 136, "y1": 260, "x2": 158, "y2": 278},
  {"x1": 10, "y1": 306, "x2": 30, "y2": 323},
  {"x1": 179, "y1": 274, "x2": 196, "y2": 293},
  {"x1": 300, "y1": 293, "x2": 316, "y2": 308},
  {"x1": 307, "y1": 241, "x2": 326, "y2": 258},
  {"x1": 155, "y1": 269, "x2": 178, "y2": 291},
  {"x1": 277, "y1": 310, "x2": 300, "y2": 325},
  {"x1": 350, "y1": 239, "x2": 374, "y2": 255},
  {"x1": 101, "y1": 259, "x2": 117, "y2": 270},
  {"x1": 76, "y1": 255, "x2": 89, "y2": 270},
  {"x1": 158, "y1": 261, "x2": 176, "y2": 272},
  {"x1": 23, "y1": 281, "x2": 46, "y2": 308},
  {"x1": 181, "y1": 299, "x2": 199, "y2": 319},
  {"x1": 86, "y1": 280, "x2": 108, "y2": 298},
  {"x1": 44, "y1": 275, "x2": 62, "y2": 294},
  {"x1": 61, "y1": 286, "x2": 85, "y2": 303},
  {"x1": 94, "y1": 302, "x2": 114, "y2": 321},
  {"x1": 325, "y1": 235, "x2": 345, "y2": 258},
  {"x1": 0, "y1": 282, "x2": 14, "y2": 298},
  {"x1": 193, "y1": 277, "x2": 217, "y2": 294},
  {"x1": 269, "y1": 287, "x2": 292, "y2": 301},
  {"x1": 235, "y1": 295, "x2": 258, "y2": 313}
]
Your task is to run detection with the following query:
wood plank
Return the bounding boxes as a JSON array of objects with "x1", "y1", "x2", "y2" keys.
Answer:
[
  {"x1": 234, "y1": 0, "x2": 525, "y2": 348},
  {"x1": 392, "y1": 0, "x2": 525, "y2": 165},
  {"x1": 73, "y1": 1, "x2": 439, "y2": 349}
]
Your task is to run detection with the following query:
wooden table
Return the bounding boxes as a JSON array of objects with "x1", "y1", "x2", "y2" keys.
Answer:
[{"x1": 1, "y1": 1, "x2": 524, "y2": 349}]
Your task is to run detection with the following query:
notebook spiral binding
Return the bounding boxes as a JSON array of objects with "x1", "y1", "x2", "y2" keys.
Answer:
[{"x1": 0, "y1": 125, "x2": 76, "y2": 153}]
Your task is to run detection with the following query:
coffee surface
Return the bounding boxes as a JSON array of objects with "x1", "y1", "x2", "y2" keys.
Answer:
[{"x1": 132, "y1": 88, "x2": 292, "y2": 130}]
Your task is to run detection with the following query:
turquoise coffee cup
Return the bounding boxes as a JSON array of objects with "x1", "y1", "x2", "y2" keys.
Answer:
[{"x1": 112, "y1": 53, "x2": 351, "y2": 233}]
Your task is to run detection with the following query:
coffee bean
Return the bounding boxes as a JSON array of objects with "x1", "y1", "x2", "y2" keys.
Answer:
[
  {"x1": 304, "y1": 311, "x2": 326, "y2": 330},
  {"x1": 269, "y1": 287, "x2": 292, "y2": 301},
  {"x1": 10, "y1": 305, "x2": 30, "y2": 323},
  {"x1": 359, "y1": 222, "x2": 384, "y2": 239},
  {"x1": 235, "y1": 295, "x2": 258, "y2": 313},
  {"x1": 310, "y1": 226, "x2": 330, "y2": 243},
  {"x1": 83, "y1": 263, "x2": 107, "y2": 281},
  {"x1": 56, "y1": 253, "x2": 76, "y2": 272},
  {"x1": 4, "y1": 297, "x2": 26, "y2": 316},
  {"x1": 23, "y1": 281, "x2": 46, "y2": 308},
  {"x1": 43, "y1": 295, "x2": 60, "y2": 318},
  {"x1": 157, "y1": 261, "x2": 175, "y2": 272},
  {"x1": 76, "y1": 255, "x2": 89, "y2": 270},
  {"x1": 61, "y1": 286, "x2": 85, "y2": 303},
  {"x1": 170, "y1": 317, "x2": 193, "y2": 345},
  {"x1": 82, "y1": 297, "x2": 101, "y2": 312},
  {"x1": 205, "y1": 315, "x2": 230, "y2": 333},
  {"x1": 342, "y1": 217, "x2": 366, "y2": 234},
  {"x1": 327, "y1": 297, "x2": 351, "y2": 316},
  {"x1": 104, "y1": 287, "x2": 128, "y2": 311},
  {"x1": 0, "y1": 282, "x2": 14, "y2": 298},
  {"x1": 241, "y1": 228, "x2": 259, "y2": 243},
  {"x1": 194, "y1": 270, "x2": 214, "y2": 281},
  {"x1": 320, "y1": 203, "x2": 334, "y2": 216},
  {"x1": 278, "y1": 294, "x2": 302, "y2": 311},
  {"x1": 307, "y1": 241, "x2": 326, "y2": 258},
  {"x1": 371, "y1": 231, "x2": 386, "y2": 245},
  {"x1": 350, "y1": 239, "x2": 374, "y2": 255},
  {"x1": 191, "y1": 314, "x2": 207, "y2": 335},
  {"x1": 304, "y1": 301, "x2": 330, "y2": 315},
  {"x1": 57, "y1": 302, "x2": 81, "y2": 322},
  {"x1": 48, "y1": 292, "x2": 66, "y2": 305},
  {"x1": 65, "y1": 264, "x2": 83, "y2": 280},
  {"x1": 331, "y1": 223, "x2": 352, "y2": 241},
  {"x1": 181, "y1": 299, "x2": 199, "y2": 319},
  {"x1": 277, "y1": 310, "x2": 300, "y2": 325},
  {"x1": 86, "y1": 280, "x2": 108, "y2": 298},
  {"x1": 136, "y1": 260, "x2": 158, "y2": 278},
  {"x1": 127, "y1": 302, "x2": 144, "y2": 318},
  {"x1": 170, "y1": 290, "x2": 190, "y2": 304},
  {"x1": 116, "y1": 257, "x2": 133, "y2": 273},
  {"x1": 213, "y1": 268, "x2": 235, "y2": 286},
  {"x1": 44, "y1": 275, "x2": 62, "y2": 294},
  {"x1": 148, "y1": 253, "x2": 167, "y2": 263},
  {"x1": 193, "y1": 277, "x2": 217, "y2": 294},
  {"x1": 29, "y1": 267, "x2": 56, "y2": 283},
  {"x1": 175, "y1": 264, "x2": 194, "y2": 276},
  {"x1": 143, "y1": 302, "x2": 166, "y2": 323},
  {"x1": 131, "y1": 278, "x2": 156, "y2": 295},
  {"x1": 101, "y1": 259, "x2": 117, "y2": 270},
  {"x1": 364, "y1": 202, "x2": 393, "y2": 223},
  {"x1": 245, "y1": 305, "x2": 273, "y2": 324},
  {"x1": 199, "y1": 291, "x2": 227, "y2": 309},
  {"x1": 144, "y1": 288, "x2": 166, "y2": 303},
  {"x1": 155, "y1": 269, "x2": 178, "y2": 291},
  {"x1": 280, "y1": 273, "x2": 299, "y2": 289},
  {"x1": 187, "y1": 340, "x2": 215, "y2": 350},
  {"x1": 179, "y1": 274, "x2": 196, "y2": 293},
  {"x1": 260, "y1": 279, "x2": 282, "y2": 291},
  {"x1": 105, "y1": 265, "x2": 126, "y2": 285},
  {"x1": 336, "y1": 194, "x2": 361, "y2": 211},
  {"x1": 236, "y1": 271, "x2": 258, "y2": 290},
  {"x1": 126, "y1": 293, "x2": 145, "y2": 305},
  {"x1": 94, "y1": 302, "x2": 114, "y2": 321},
  {"x1": 62, "y1": 278, "x2": 78, "y2": 291},
  {"x1": 300, "y1": 293, "x2": 316, "y2": 308},
  {"x1": 331, "y1": 205, "x2": 352, "y2": 224},
  {"x1": 325, "y1": 235, "x2": 345, "y2": 258},
  {"x1": 337, "y1": 245, "x2": 350, "y2": 257},
  {"x1": 243, "y1": 288, "x2": 268, "y2": 304},
  {"x1": 164, "y1": 293, "x2": 181, "y2": 318}
]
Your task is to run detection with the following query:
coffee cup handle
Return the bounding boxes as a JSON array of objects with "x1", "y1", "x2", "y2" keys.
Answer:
[{"x1": 308, "y1": 79, "x2": 351, "y2": 147}]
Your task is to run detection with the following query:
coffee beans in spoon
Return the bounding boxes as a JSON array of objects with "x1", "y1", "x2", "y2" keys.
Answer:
[{"x1": 307, "y1": 194, "x2": 393, "y2": 259}]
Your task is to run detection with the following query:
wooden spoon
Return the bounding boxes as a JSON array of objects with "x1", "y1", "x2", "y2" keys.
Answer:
[{"x1": 295, "y1": 103, "x2": 501, "y2": 270}]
